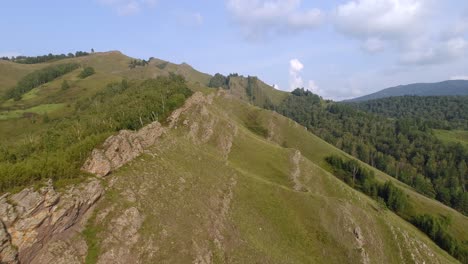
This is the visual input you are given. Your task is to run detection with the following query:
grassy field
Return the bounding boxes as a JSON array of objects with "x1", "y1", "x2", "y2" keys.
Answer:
[
  {"x1": 0, "y1": 103, "x2": 65, "y2": 120},
  {"x1": 434, "y1": 129, "x2": 468, "y2": 147}
]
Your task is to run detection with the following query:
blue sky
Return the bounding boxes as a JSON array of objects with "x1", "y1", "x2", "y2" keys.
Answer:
[{"x1": 1, "y1": 0, "x2": 468, "y2": 100}]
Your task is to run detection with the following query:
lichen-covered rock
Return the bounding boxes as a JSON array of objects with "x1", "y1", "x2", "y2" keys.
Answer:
[{"x1": 0, "y1": 179, "x2": 103, "y2": 264}]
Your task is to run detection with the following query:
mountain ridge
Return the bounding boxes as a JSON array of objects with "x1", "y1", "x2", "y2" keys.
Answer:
[
  {"x1": 346, "y1": 80, "x2": 468, "y2": 102},
  {"x1": 0, "y1": 51, "x2": 466, "y2": 263}
]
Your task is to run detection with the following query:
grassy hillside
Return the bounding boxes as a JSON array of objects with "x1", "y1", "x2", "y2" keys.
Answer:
[{"x1": 82, "y1": 90, "x2": 459, "y2": 263}]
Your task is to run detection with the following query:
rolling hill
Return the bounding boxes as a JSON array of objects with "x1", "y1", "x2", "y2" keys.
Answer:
[
  {"x1": 347, "y1": 80, "x2": 468, "y2": 102},
  {"x1": 0, "y1": 52, "x2": 466, "y2": 264}
]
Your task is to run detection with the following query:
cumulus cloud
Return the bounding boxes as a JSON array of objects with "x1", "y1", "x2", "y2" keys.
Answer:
[
  {"x1": 98, "y1": 0, "x2": 157, "y2": 15},
  {"x1": 287, "y1": 59, "x2": 321, "y2": 95},
  {"x1": 289, "y1": 59, "x2": 304, "y2": 90},
  {"x1": 334, "y1": 0, "x2": 426, "y2": 40},
  {"x1": 226, "y1": 0, "x2": 322, "y2": 39},
  {"x1": 333, "y1": 0, "x2": 429, "y2": 54}
]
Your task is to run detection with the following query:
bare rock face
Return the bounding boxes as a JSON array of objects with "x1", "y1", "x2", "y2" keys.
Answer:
[
  {"x1": 0, "y1": 221, "x2": 18, "y2": 264},
  {"x1": 0, "y1": 179, "x2": 103, "y2": 264},
  {"x1": 82, "y1": 121, "x2": 164, "y2": 177}
]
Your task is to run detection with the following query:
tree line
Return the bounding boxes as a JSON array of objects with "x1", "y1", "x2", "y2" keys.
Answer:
[
  {"x1": 5, "y1": 63, "x2": 80, "y2": 100},
  {"x1": 0, "y1": 50, "x2": 91, "y2": 64}
]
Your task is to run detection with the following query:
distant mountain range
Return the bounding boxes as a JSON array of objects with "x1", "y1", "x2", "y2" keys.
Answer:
[{"x1": 346, "y1": 80, "x2": 468, "y2": 102}]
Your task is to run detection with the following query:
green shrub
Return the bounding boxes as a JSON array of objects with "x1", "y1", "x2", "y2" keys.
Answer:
[
  {"x1": 61, "y1": 80, "x2": 70, "y2": 90},
  {"x1": 78, "y1": 67, "x2": 95, "y2": 79}
]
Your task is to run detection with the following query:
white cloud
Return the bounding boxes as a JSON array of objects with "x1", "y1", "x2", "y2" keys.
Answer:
[
  {"x1": 333, "y1": 0, "x2": 468, "y2": 66},
  {"x1": 289, "y1": 58, "x2": 304, "y2": 91},
  {"x1": 334, "y1": 0, "x2": 426, "y2": 40},
  {"x1": 98, "y1": 0, "x2": 156, "y2": 16},
  {"x1": 450, "y1": 75, "x2": 468, "y2": 80},
  {"x1": 287, "y1": 59, "x2": 323, "y2": 96},
  {"x1": 226, "y1": 0, "x2": 322, "y2": 39},
  {"x1": 400, "y1": 37, "x2": 468, "y2": 65},
  {"x1": 0, "y1": 51, "x2": 21, "y2": 58}
]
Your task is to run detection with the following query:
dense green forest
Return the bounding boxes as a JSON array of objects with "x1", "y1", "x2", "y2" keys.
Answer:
[
  {"x1": 4, "y1": 63, "x2": 80, "y2": 100},
  {"x1": 272, "y1": 89, "x2": 468, "y2": 215},
  {"x1": 0, "y1": 51, "x2": 90, "y2": 64},
  {"x1": 349, "y1": 96, "x2": 468, "y2": 129},
  {"x1": 0, "y1": 74, "x2": 192, "y2": 192},
  {"x1": 327, "y1": 155, "x2": 467, "y2": 262}
]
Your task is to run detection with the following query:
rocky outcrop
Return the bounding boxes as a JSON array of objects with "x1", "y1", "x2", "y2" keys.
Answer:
[
  {"x1": 0, "y1": 179, "x2": 103, "y2": 263},
  {"x1": 82, "y1": 121, "x2": 164, "y2": 177},
  {"x1": 82, "y1": 92, "x2": 212, "y2": 177},
  {"x1": 0, "y1": 221, "x2": 17, "y2": 264}
]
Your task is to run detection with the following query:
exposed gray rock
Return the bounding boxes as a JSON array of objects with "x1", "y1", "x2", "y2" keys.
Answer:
[
  {"x1": 82, "y1": 121, "x2": 164, "y2": 177},
  {"x1": 0, "y1": 221, "x2": 18, "y2": 264},
  {"x1": 0, "y1": 179, "x2": 103, "y2": 264}
]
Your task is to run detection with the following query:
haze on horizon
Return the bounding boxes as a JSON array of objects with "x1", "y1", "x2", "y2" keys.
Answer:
[{"x1": 1, "y1": 0, "x2": 467, "y2": 100}]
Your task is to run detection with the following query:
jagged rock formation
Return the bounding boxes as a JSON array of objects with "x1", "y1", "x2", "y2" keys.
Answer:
[
  {"x1": 0, "y1": 179, "x2": 103, "y2": 263},
  {"x1": 82, "y1": 121, "x2": 165, "y2": 177}
]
